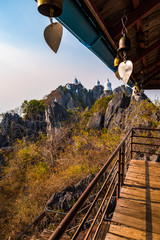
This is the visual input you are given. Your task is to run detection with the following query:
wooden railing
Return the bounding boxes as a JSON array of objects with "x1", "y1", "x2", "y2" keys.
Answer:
[{"x1": 131, "y1": 128, "x2": 160, "y2": 159}]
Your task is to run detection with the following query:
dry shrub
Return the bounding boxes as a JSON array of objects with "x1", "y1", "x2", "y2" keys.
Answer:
[{"x1": 0, "y1": 116, "x2": 122, "y2": 239}]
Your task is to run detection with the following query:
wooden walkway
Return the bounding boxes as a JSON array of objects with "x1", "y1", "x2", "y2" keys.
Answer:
[{"x1": 105, "y1": 159, "x2": 160, "y2": 240}]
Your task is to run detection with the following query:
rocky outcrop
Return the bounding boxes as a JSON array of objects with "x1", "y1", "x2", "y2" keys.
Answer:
[
  {"x1": 87, "y1": 112, "x2": 104, "y2": 129},
  {"x1": 0, "y1": 102, "x2": 69, "y2": 148},
  {"x1": 86, "y1": 93, "x2": 130, "y2": 130},
  {"x1": 45, "y1": 102, "x2": 68, "y2": 134},
  {"x1": 87, "y1": 86, "x2": 133, "y2": 130},
  {"x1": 86, "y1": 86, "x2": 153, "y2": 131},
  {"x1": 0, "y1": 113, "x2": 47, "y2": 147},
  {"x1": 104, "y1": 93, "x2": 130, "y2": 129},
  {"x1": 46, "y1": 174, "x2": 95, "y2": 211},
  {"x1": 45, "y1": 84, "x2": 104, "y2": 110},
  {"x1": 112, "y1": 85, "x2": 132, "y2": 96},
  {"x1": 91, "y1": 85, "x2": 104, "y2": 102}
]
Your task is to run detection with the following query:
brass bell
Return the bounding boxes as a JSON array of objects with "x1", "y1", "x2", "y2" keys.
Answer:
[
  {"x1": 36, "y1": 0, "x2": 63, "y2": 17},
  {"x1": 118, "y1": 34, "x2": 131, "y2": 52}
]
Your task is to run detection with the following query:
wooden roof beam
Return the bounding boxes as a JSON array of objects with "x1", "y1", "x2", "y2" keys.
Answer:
[
  {"x1": 132, "y1": 39, "x2": 160, "y2": 64},
  {"x1": 134, "y1": 60, "x2": 160, "y2": 79},
  {"x1": 143, "y1": 70, "x2": 160, "y2": 86},
  {"x1": 145, "y1": 68, "x2": 160, "y2": 80},
  {"x1": 110, "y1": 0, "x2": 160, "y2": 39},
  {"x1": 82, "y1": 0, "x2": 117, "y2": 51},
  {"x1": 144, "y1": 84, "x2": 160, "y2": 90},
  {"x1": 132, "y1": 0, "x2": 146, "y2": 68}
]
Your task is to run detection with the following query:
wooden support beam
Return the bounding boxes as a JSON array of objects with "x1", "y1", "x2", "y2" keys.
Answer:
[
  {"x1": 132, "y1": 0, "x2": 146, "y2": 70},
  {"x1": 134, "y1": 60, "x2": 160, "y2": 79},
  {"x1": 145, "y1": 68, "x2": 160, "y2": 80},
  {"x1": 82, "y1": 0, "x2": 117, "y2": 51},
  {"x1": 132, "y1": 39, "x2": 160, "y2": 64},
  {"x1": 143, "y1": 70, "x2": 160, "y2": 86},
  {"x1": 110, "y1": 0, "x2": 160, "y2": 39},
  {"x1": 144, "y1": 83, "x2": 160, "y2": 90}
]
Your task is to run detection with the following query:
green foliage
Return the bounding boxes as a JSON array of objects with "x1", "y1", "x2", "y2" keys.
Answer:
[
  {"x1": 67, "y1": 109, "x2": 74, "y2": 117},
  {"x1": 90, "y1": 95, "x2": 114, "y2": 114},
  {"x1": 126, "y1": 99, "x2": 160, "y2": 128},
  {"x1": 21, "y1": 99, "x2": 45, "y2": 120},
  {"x1": 62, "y1": 87, "x2": 68, "y2": 92},
  {"x1": 83, "y1": 89, "x2": 87, "y2": 93}
]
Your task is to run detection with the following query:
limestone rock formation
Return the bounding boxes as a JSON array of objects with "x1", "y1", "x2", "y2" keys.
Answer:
[
  {"x1": 87, "y1": 112, "x2": 104, "y2": 129},
  {"x1": 0, "y1": 102, "x2": 69, "y2": 148},
  {"x1": 0, "y1": 113, "x2": 47, "y2": 148},
  {"x1": 45, "y1": 102, "x2": 68, "y2": 134},
  {"x1": 46, "y1": 174, "x2": 95, "y2": 211},
  {"x1": 112, "y1": 85, "x2": 132, "y2": 96},
  {"x1": 104, "y1": 92, "x2": 130, "y2": 129},
  {"x1": 45, "y1": 83, "x2": 104, "y2": 110}
]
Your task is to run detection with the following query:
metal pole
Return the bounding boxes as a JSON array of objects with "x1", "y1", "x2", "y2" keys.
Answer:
[
  {"x1": 121, "y1": 143, "x2": 125, "y2": 186},
  {"x1": 117, "y1": 148, "x2": 121, "y2": 200}
]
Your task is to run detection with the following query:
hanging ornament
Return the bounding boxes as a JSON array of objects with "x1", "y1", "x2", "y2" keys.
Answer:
[
  {"x1": 114, "y1": 54, "x2": 121, "y2": 67},
  {"x1": 118, "y1": 60, "x2": 133, "y2": 86},
  {"x1": 44, "y1": 17, "x2": 63, "y2": 53},
  {"x1": 115, "y1": 70, "x2": 121, "y2": 80},
  {"x1": 116, "y1": 14, "x2": 133, "y2": 85},
  {"x1": 35, "y1": 0, "x2": 63, "y2": 54}
]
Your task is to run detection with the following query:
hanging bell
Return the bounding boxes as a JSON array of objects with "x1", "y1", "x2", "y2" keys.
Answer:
[
  {"x1": 36, "y1": 0, "x2": 63, "y2": 17},
  {"x1": 118, "y1": 34, "x2": 131, "y2": 52}
]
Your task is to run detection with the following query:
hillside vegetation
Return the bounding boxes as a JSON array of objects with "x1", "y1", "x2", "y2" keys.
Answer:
[{"x1": 0, "y1": 96, "x2": 160, "y2": 239}]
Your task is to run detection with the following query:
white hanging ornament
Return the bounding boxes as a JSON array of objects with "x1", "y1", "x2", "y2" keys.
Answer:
[
  {"x1": 44, "y1": 19, "x2": 63, "y2": 53},
  {"x1": 118, "y1": 60, "x2": 133, "y2": 86}
]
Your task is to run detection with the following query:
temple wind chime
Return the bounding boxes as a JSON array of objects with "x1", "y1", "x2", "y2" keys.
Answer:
[
  {"x1": 35, "y1": 0, "x2": 63, "y2": 53},
  {"x1": 114, "y1": 14, "x2": 133, "y2": 86}
]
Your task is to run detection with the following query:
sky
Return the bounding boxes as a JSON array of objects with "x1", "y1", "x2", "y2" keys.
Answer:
[{"x1": 0, "y1": 0, "x2": 159, "y2": 114}]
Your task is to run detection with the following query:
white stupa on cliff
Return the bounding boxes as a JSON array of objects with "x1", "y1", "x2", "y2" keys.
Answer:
[
  {"x1": 104, "y1": 79, "x2": 112, "y2": 91},
  {"x1": 66, "y1": 83, "x2": 71, "y2": 90},
  {"x1": 96, "y1": 80, "x2": 101, "y2": 86},
  {"x1": 74, "y1": 77, "x2": 79, "y2": 85}
]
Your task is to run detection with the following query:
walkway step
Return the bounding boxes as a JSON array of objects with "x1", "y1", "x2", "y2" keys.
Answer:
[{"x1": 105, "y1": 160, "x2": 160, "y2": 239}]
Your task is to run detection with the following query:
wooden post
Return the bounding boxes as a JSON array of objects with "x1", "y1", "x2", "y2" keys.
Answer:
[
  {"x1": 121, "y1": 143, "x2": 125, "y2": 187},
  {"x1": 117, "y1": 148, "x2": 121, "y2": 200}
]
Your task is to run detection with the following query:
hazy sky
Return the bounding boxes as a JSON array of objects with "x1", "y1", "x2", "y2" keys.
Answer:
[{"x1": 0, "y1": 0, "x2": 159, "y2": 114}]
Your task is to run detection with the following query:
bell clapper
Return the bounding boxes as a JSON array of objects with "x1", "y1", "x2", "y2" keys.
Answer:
[
  {"x1": 122, "y1": 51, "x2": 127, "y2": 63},
  {"x1": 50, "y1": 8, "x2": 54, "y2": 17}
]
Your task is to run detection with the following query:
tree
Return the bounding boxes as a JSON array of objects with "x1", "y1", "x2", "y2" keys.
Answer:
[{"x1": 21, "y1": 99, "x2": 45, "y2": 121}]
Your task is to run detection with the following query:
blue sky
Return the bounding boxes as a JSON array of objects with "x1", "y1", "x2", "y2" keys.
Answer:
[{"x1": 0, "y1": 0, "x2": 159, "y2": 114}]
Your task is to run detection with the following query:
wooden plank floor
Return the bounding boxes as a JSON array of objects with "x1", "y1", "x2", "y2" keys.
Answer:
[{"x1": 105, "y1": 160, "x2": 160, "y2": 240}]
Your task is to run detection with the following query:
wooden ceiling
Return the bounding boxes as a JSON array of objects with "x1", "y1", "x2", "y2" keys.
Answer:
[{"x1": 80, "y1": 0, "x2": 160, "y2": 89}]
